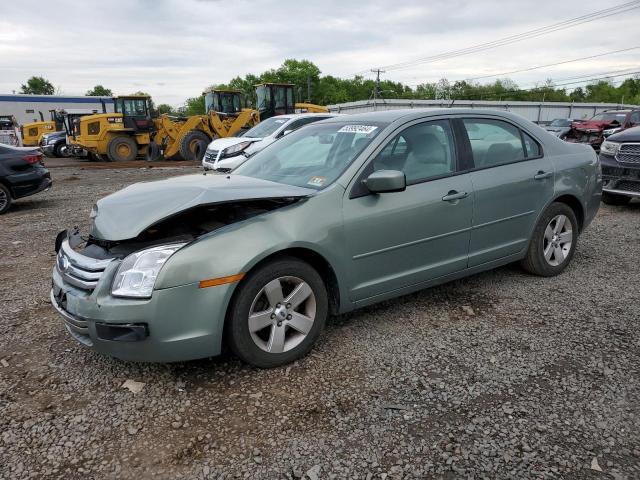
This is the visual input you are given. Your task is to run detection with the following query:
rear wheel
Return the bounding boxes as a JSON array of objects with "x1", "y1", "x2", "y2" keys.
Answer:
[
  {"x1": 227, "y1": 258, "x2": 328, "y2": 368},
  {"x1": 107, "y1": 136, "x2": 138, "y2": 162},
  {"x1": 521, "y1": 202, "x2": 578, "y2": 277},
  {"x1": 602, "y1": 192, "x2": 631, "y2": 206},
  {"x1": 0, "y1": 184, "x2": 12, "y2": 214},
  {"x1": 179, "y1": 130, "x2": 210, "y2": 161}
]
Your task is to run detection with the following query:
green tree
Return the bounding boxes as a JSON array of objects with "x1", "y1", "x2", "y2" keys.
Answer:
[
  {"x1": 183, "y1": 95, "x2": 205, "y2": 116},
  {"x1": 20, "y1": 76, "x2": 55, "y2": 95},
  {"x1": 156, "y1": 104, "x2": 175, "y2": 115},
  {"x1": 86, "y1": 85, "x2": 112, "y2": 96}
]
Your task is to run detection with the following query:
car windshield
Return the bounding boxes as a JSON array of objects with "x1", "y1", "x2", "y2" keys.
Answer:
[
  {"x1": 549, "y1": 119, "x2": 571, "y2": 127},
  {"x1": 590, "y1": 112, "x2": 628, "y2": 123},
  {"x1": 241, "y1": 117, "x2": 290, "y2": 138},
  {"x1": 235, "y1": 121, "x2": 384, "y2": 190}
]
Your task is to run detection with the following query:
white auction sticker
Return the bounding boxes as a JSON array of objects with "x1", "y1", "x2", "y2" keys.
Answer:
[{"x1": 337, "y1": 125, "x2": 378, "y2": 134}]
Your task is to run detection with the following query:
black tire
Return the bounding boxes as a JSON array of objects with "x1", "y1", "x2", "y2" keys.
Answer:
[
  {"x1": 226, "y1": 257, "x2": 328, "y2": 368},
  {"x1": 179, "y1": 130, "x2": 210, "y2": 161},
  {"x1": 145, "y1": 141, "x2": 162, "y2": 162},
  {"x1": 0, "y1": 183, "x2": 12, "y2": 214},
  {"x1": 521, "y1": 202, "x2": 578, "y2": 277},
  {"x1": 53, "y1": 142, "x2": 70, "y2": 158},
  {"x1": 107, "y1": 136, "x2": 138, "y2": 162},
  {"x1": 602, "y1": 192, "x2": 631, "y2": 206}
]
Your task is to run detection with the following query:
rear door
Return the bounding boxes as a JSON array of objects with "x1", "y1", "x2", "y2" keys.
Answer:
[{"x1": 460, "y1": 117, "x2": 554, "y2": 266}]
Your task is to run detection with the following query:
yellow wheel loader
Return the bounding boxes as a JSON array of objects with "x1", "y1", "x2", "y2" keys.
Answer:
[
  {"x1": 155, "y1": 84, "x2": 328, "y2": 161},
  {"x1": 153, "y1": 88, "x2": 260, "y2": 161},
  {"x1": 21, "y1": 110, "x2": 64, "y2": 146},
  {"x1": 66, "y1": 96, "x2": 157, "y2": 162}
]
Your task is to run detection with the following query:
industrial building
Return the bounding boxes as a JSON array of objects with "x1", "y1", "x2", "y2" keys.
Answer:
[{"x1": 0, "y1": 94, "x2": 114, "y2": 125}]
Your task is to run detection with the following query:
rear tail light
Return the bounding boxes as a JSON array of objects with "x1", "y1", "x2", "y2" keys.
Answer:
[{"x1": 23, "y1": 153, "x2": 42, "y2": 165}]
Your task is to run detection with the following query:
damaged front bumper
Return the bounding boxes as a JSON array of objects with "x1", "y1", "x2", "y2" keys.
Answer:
[
  {"x1": 564, "y1": 130, "x2": 604, "y2": 150},
  {"x1": 50, "y1": 234, "x2": 231, "y2": 362}
]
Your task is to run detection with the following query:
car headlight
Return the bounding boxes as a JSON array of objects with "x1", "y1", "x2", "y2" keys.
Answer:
[
  {"x1": 600, "y1": 140, "x2": 620, "y2": 156},
  {"x1": 111, "y1": 243, "x2": 185, "y2": 298},
  {"x1": 603, "y1": 127, "x2": 623, "y2": 137},
  {"x1": 221, "y1": 141, "x2": 253, "y2": 158}
]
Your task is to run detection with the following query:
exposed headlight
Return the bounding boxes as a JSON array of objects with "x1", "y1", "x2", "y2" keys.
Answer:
[
  {"x1": 600, "y1": 140, "x2": 620, "y2": 156},
  {"x1": 603, "y1": 127, "x2": 623, "y2": 137},
  {"x1": 111, "y1": 243, "x2": 185, "y2": 298},
  {"x1": 221, "y1": 141, "x2": 253, "y2": 158}
]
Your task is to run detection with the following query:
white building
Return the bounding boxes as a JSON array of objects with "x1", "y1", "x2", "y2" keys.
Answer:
[{"x1": 0, "y1": 94, "x2": 114, "y2": 125}]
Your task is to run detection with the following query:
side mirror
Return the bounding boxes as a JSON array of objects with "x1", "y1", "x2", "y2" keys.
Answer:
[
  {"x1": 282, "y1": 129, "x2": 293, "y2": 136},
  {"x1": 364, "y1": 170, "x2": 406, "y2": 194}
]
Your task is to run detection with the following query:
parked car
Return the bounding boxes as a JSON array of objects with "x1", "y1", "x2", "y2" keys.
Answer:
[
  {"x1": 202, "y1": 113, "x2": 336, "y2": 171},
  {"x1": 51, "y1": 109, "x2": 601, "y2": 368},
  {"x1": 599, "y1": 125, "x2": 640, "y2": 205},
  {"x1": 543, "y1": 118, "x2": 576, "y2": 138},
  {"x1": 0, "y1": 144, "x2": 51, "y2": 214},
  {"x1": 564, "y1": 109, "x2": 640, "y2": 151},
  {"x1": 40, "y1": 131, "x2": 71, "y2": 158},
  {"x1": 0, "y1": 115, "x2": 23, "y2": 147}
]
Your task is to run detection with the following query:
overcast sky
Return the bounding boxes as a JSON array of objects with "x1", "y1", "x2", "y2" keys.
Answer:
[{"x1": 2, "y1": 0, "x2": 639, "y2": 106}]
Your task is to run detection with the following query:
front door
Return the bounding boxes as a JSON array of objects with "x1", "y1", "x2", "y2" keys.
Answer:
[
  {"x1": 343, "y1": 119, "x2": 474, "y2": 302},
  {"x1": 460, "y1": 117, "x2": 555, "y2": 266}
]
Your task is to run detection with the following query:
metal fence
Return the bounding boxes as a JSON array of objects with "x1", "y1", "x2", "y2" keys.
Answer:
[{"x1": 327, "y1": 99, "x2": 638, "y2": 123}]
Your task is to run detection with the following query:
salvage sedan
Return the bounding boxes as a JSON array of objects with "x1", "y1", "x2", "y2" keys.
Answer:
[{"x1": 51, "y1": 109, "x2": 601, "y2": 368}]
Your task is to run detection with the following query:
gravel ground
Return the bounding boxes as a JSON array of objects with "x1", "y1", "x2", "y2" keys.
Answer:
[{"x1": 0, "y1": 163, "x2": 639, "y2": 479}]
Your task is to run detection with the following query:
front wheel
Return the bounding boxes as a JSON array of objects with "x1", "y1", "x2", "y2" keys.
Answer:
[
  {"x1": 107, "y1": 136, "x2": 138, "y2": 162},
  {"x1": 179, "y1": 130, "x2": 210, "y2": 161},
  {"x1": 226, "y1": 258, "x2": 328, "y2": 368},
  {"x1": 521, "y1": 202, "x2": 578, "y2": 277},
  {"x1": 602, "y1": 192, "x2": 631, "y2": 206}
]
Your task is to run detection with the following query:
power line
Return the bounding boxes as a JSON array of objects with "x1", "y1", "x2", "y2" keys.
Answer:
[
  {"x1": 352, "y1": 1, "x2": 640, "y2": 75},
  {"x1": 456, "y1": 46, "x2": 640, "y2": 83}
]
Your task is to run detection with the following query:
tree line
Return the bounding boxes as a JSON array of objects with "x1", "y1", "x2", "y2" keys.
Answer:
[{"x1": 16, "y1": 59, "x2": 640, "y2": 117}]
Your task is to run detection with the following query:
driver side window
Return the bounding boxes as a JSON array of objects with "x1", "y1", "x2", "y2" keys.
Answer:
[{"x1": 372, "y1": 120, "x2": 456, "y2": 184}]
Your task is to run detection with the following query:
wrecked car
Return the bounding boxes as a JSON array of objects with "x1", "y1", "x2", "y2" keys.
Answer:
[
  {"x1": 599, "y1": 126, "x2": 640, "y2": 205},
  {"x1": 51, "y1": 109, "x2": 601, "y2": 368},
  {"x1": 564, "y1": 109, "x2": 640, "y2": 151}
]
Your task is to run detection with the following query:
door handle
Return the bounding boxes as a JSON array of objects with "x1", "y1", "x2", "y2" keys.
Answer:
[
  {"x1": 534, "y1": 171, "x2": 553, "y2": 180},
  {"x1": 442, "y1": 190, "x2": 469, "y2": 202}
]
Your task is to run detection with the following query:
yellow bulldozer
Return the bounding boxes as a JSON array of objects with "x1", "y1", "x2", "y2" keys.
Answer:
[
  {"x1": 21, "y1": 110, "x2": 65, "y2": 146},
  {"x1": 67, "y1": 84, "x2": 328, "y2": 162}
]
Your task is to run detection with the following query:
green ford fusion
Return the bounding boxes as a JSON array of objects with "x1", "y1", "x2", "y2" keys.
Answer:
[{"x1": 51, "y1": 109, "x2": 602, "y2": 367}]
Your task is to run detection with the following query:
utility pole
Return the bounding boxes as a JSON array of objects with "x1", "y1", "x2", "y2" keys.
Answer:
[
  {"x1": 371, "y1": 68, "x2": 385, "y2": 109},
  {"x1": 306, "y1": 76, "x2": 312, "y2": 103}
]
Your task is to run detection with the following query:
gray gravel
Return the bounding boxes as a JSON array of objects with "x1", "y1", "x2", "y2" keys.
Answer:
[{"x1": 1, "y1": 163, "x2": 639, "y2": 479}]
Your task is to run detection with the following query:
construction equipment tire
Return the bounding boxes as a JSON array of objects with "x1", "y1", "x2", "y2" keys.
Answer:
[{"x1": 107, "y1": 136, "x2": 138, "y2": 162}]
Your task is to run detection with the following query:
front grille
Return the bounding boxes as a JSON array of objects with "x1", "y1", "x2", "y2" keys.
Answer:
[
  {"x1": 204, "y1": 150, "x2": 219, "y2": 163},
  {"x1": 56, "y1": 240, "x2": 112, "y2": 291},
  {"x1": 615, "y1": 180, "x2": 640, "y2": 193},
  {"x1": 617, "y1": 143, "x2": 640, "y2": 164}
]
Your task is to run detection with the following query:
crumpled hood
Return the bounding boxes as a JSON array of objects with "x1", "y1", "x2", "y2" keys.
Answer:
[
  {"x1": 91, "y1": 174, "x2": 314, "y2": 241},
  {"x1": 571, "y1": 120, "x2": 616, "y2": 132}
]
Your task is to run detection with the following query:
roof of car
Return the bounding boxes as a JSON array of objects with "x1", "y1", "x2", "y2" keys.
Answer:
[{"x1": 320, "y1": 108, "x2": 531, "y2": 124}]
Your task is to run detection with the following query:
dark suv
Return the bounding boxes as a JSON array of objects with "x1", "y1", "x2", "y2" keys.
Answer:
[
  {"x1": 599, "y1": 126, "x2": 640, "y2": 205},
  {"x1": 565, "y1": 109, "x2": 640, "y2": 151}
]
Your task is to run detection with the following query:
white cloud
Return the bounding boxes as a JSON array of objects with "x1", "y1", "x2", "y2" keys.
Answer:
[{"x1": 1, "y1": 0, "x2": 639, "y2": 106}]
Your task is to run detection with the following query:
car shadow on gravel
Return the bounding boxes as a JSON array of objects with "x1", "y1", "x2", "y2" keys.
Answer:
[{"x1": 5, "y1": 198, "x2": 56, "y2": 213}]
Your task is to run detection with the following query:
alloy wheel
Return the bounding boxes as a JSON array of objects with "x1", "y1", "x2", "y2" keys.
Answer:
[
  {"x1": 0, "y1": 189, "x2": 7, "y2": 211},
  {"x1": 543, "y1": 214, "x2": 573, "y2": 266},
  {"x1": 248, "y1": 276, "x2": 316, "y2": 354}
]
